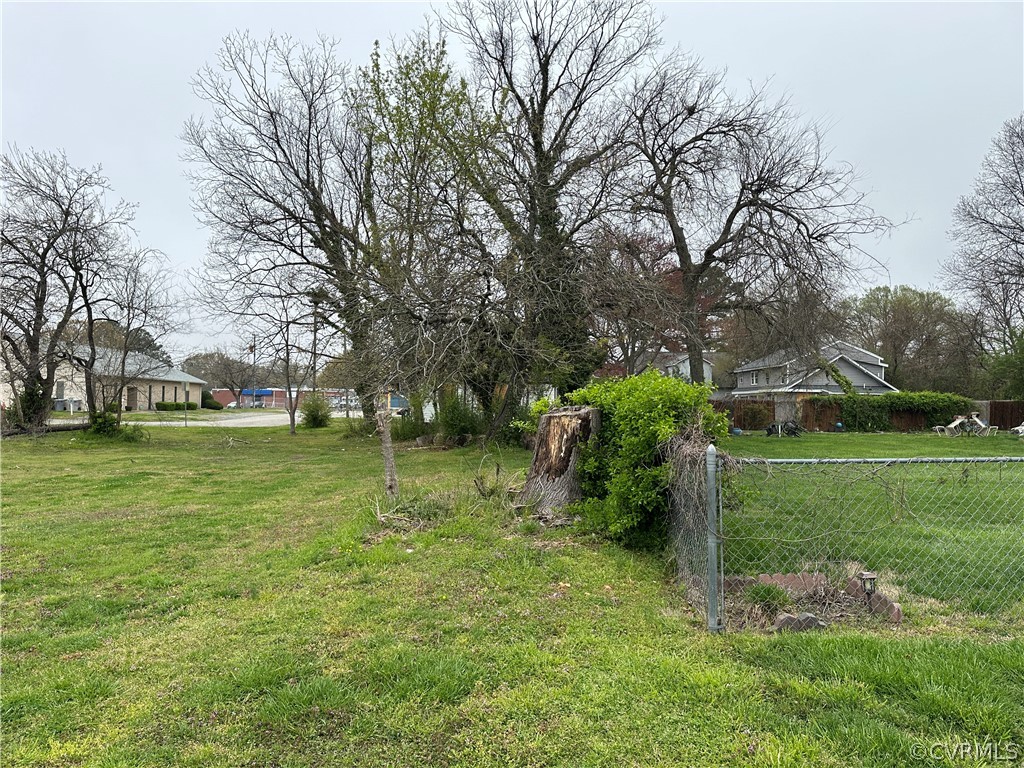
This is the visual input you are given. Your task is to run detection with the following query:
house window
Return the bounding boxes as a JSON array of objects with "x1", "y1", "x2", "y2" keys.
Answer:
[
  {"x1": 161, "y1": 385, "x2": 166, "y2": 402},
  {"x1": 148, "y1": 385, "x2": 153, "y2": 409},
  {"x1": 750, "y1": 371, "x2": 759, "y2": 386},
  {"x1": 782, "y1": 367, "x2": 790, "y2": 385},
  {"x1": 174, "y1": 386, "x2": 179, "y2": 403},
  {"x1": 55, "y1": 381, "x2": 65, "y2": 399}
]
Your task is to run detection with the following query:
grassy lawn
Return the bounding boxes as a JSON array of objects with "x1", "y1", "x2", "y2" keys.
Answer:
[
  {"x1": 716, "y1": 434, "x2": 1024, "y2": 621},
  {"x1": 3, "y1": 428, "x2": 1023, "y2": 766},
  {"x1": 721, "y1": 430, "x2": 1024, "y2": 459}
]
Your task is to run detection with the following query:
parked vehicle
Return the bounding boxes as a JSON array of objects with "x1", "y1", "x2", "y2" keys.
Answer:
[{"x1": 226, "y1": 401, "x2": 238, "y2": 409}]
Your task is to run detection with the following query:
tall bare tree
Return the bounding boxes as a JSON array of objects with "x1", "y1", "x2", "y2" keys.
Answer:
[
  {"x1": 1, "y1": 147, "x2": 135, "y2": 429},
  {"x1": 80, "y1": 248, "x2": 175, "y2": 420},
  {"x1": 443, "y1": 0, "x2": 660, "y2": 396},
  {"x1": 586, "y1": 223, "x2": 676, "y2": 375},
  {"x1": 944, "y1": 113, "x2": 1024, "y2": 397},
  {"x1": 188, "y1": 31, "x2": 488, "y2": 494},
  {"x1": 625, "y1": 53, "x2": 891, "y2": 382},
  {"x1": 184, "y1": 34, "x2": 379, "y2": 418}
]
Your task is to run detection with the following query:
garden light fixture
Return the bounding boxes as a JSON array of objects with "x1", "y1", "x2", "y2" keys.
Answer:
[{"x1": 857, "y1": 571, "x2": 877, "y2": 597}]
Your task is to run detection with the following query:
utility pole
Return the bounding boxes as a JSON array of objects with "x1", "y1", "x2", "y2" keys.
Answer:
[
  {"x1": 250, "y1": 333, "x2": 257, "y2": 409},
  {"x1": 311, "y1": 296, "x2": 320, "y2": 394}
]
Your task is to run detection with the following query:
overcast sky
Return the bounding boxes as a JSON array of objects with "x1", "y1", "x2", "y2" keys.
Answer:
[{"x1": 3, "y1": 1, "x2": 1022, "y2": 358}]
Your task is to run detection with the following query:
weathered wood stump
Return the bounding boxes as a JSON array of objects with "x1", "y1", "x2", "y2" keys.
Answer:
[{"x1": 520, "y1": 406, "x2": 600, "y2": 520}]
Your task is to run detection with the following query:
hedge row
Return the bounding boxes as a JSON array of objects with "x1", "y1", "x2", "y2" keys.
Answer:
[
  {"x1": 806, "y1": 391, "x2": 976, "y2": 431},
  {"x1": 154, "y1": 401, "x2": 198, "y2": 411}
]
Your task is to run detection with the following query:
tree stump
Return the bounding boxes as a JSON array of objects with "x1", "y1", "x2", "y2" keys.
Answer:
[{"x1": 520, "y1": 406, "x2": 600, "y2": 520}]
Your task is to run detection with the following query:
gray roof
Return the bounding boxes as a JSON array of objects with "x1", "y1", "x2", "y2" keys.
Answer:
[
  {"x1": 734, "y1": 340, "x2": 885, "y2": 373},
  {"x1": 68, "y1": 347, "x2": 207, "y2": 386}
]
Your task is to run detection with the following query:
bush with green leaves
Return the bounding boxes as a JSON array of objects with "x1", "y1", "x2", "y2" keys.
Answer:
[
  {"x1": 87, "y1": 409, "x2": 148, "y2": 442},
  {"x1": 201, "y1": 390, "x2": 224, "y2": 410},
  {"x1": 566, "y1": 369, "x2": 728, "y2": 538},
  {"x1": 391, "y1": 414, "x2": 430, "y2": 442},
  {"x1": 501, "y1": 396, "x2": 562, "y2": 445},
  {"x1": 434, "y1": 394, "x2": 483, "y2": 437},
  {"x1": 89, "y1": 409, "x2": 121, "y2": 437},
  {"x1": 300, "y1": 392, "x2": 332, "y2": 428},
  {"x1": 154, "y1": 401, "x2": 197, "y2": 411}
]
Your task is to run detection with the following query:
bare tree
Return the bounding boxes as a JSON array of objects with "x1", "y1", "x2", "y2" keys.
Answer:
[
  {"x1": 184, "y1": 34, "x2": 379, "y2": 419},
  {"x1": 443, "y1": 0, "x2": 660, "y2": 396},
  {"x1": 80, "y1": 248, "x2": 175, "y2": 421},
  {"x1": 1, "y1": 147, "x2": 134, "y2": 429},
  {"x1": 625, "y1": 53, "x2": 891, "y2": 382},
  {"x1": 189, "y1": 31, "x2": 488, "y2": 495},
  {"x1": 586, "y1": 223, "x2": 677, "y2": 375},
  {"x1": 945, "y1": 114, "x2": 1024, "y2": 350},
  {"x1": 181, "y1": 348, "x2": 253, "y2": 404}
]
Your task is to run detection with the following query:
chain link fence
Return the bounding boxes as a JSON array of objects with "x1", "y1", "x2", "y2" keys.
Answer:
[{"x1": 670, "y1": 446, "x2": 1024, "y2": 631}]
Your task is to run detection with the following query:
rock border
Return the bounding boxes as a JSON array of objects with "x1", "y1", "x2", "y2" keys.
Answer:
[{"x1": 724, "y1": 571, "x2": 903, "y2": 624}]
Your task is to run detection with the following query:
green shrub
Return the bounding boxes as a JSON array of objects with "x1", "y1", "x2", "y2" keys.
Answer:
[
  {"x1": 89, "y1": 409, "x2": 121, "y2": 436},
  {"x1": 565, "y1": 369, "x2": 728, "y2": 538},
  {"x1": 154, "y1": 401, "x2": 196, "y2": 411},
  {"x1": 201, "y1": 390, "x2": 223, "y2": 410},
  {"x1": 496, "y1": 397, "x2": 562, "y2": 445},
  {"x1": 733, "y1": 401, "x2": 772, "y2": 430},
  {"x1": 434, "y1": 394, "x2": 483, "y2": 437},
  {"x1": 808, "y1": 391, "x2": 976, "y2": 431},
  {"x1": 391, "y1": 414, "x2": 430, "y2": 442},
  {"x1": 300, "y1": 393, "x2": 332, "y2": 428},
  {"x1": 496, "y1": 403, "x2": 536, "y2": 445},
  {"x1": 87, "y1": 409, "x2": 148, "y2": 442}
]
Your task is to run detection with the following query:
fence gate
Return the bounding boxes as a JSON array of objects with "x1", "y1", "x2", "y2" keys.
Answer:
[{"x1": 670, "y1": 447, "x2": 1024, "y2": 632}]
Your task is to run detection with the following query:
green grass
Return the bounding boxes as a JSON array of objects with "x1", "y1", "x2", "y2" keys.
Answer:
[
  {"x1": 722, "y1": 430, "x2": 1024, "y2": 459},
  {"x1": 717, "y1": 433, "x2": 1024, "y2": 619},
  {"x1": 3, "y1": 428, "x2": 1022, "y2": 766}
]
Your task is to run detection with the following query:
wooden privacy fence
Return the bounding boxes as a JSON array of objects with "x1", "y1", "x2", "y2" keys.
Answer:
[
  {"x1": 800, "y1": 400, "x2": 840, "y2": 432},
  {"x1": 988, "y1": 400, "x2": 1024, "y2": 429},
  {"x1": 714, "y1": 399, "x2": 776, "y2": 430}
]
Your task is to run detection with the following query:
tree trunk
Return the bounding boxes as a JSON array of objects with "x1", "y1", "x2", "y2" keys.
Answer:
[
  {"x1": 520, "y1": 406, "x2": 600, "y2": 520},
  {"x1": 375, "y1": 391, "x2": 399, "y2": 499}
]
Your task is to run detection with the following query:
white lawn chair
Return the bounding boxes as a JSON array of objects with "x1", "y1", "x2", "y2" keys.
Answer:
[
  {"x1": 1011, "y1": 422, "x2": 1024, "y2": 436},
  {"x1": 932, "y1": 422, "x2": 962, "y2": 437},
  {"x1": 976, "y1": 425, "x2": 999, "y2": 437}
]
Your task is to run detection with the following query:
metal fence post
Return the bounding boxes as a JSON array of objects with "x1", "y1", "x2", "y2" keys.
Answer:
[{"x1": 706, "y1": 443, "x2": 724, "y2": 632}]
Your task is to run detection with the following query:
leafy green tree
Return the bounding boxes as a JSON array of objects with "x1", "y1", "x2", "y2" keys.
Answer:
[{"x1": 844, "y1": 286, "x2": 980, "y2": 395}]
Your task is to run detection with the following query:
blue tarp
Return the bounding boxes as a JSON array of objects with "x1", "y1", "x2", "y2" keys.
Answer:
[{"x1": 241, "y1": 389, "x2": 274, "y2": 396}]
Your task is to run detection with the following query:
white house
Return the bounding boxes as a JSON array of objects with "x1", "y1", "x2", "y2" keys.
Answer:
[{"x1": 653, "y1": 351, "x2": 714, "y2": 384}]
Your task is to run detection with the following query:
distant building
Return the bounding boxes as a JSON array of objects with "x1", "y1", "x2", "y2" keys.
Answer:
[
  {"x1": 732, "y1": 340, "x2": 897, "y2": 398},
  {"x1": 0, "y1": 347, "x2": 207, "y2": 412}
]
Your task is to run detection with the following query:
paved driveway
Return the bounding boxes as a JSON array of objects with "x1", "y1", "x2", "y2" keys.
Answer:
[{"x1": 139, "y1": 411, "x2": 295, "y2": 428}]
